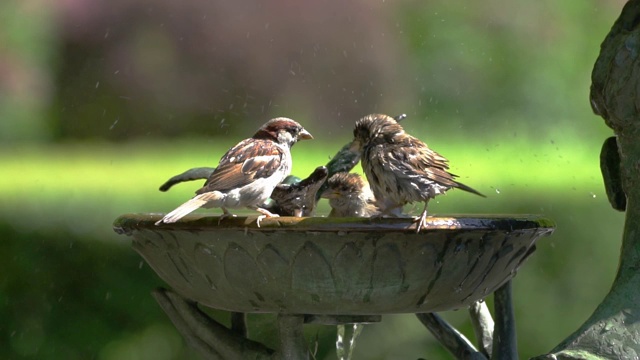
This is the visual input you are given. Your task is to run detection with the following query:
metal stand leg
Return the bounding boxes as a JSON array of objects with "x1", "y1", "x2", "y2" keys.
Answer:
[
  {"x1": 276, "y1": 314, "x2": 309, "y2": 360},
  {"x1": 152, "y1": 288, "x2": 273, "y2": 360},
  {"x1": 416, "y1": 312, "x2": 487, "y2": 360},
  {"x1": 492, "y1": 281, "x2": 518, "y2": 360}
]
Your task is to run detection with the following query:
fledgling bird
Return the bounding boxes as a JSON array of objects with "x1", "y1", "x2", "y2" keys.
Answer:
[
  {"x1": 155, "y1": 118, "x2": 313, "y2": 226},
  {"x1": 352, "y1": 114, "x2": 485, "y2": 232},
  {"x1": 267, "y1": 166, "x2": 329, "y2": 217},
  {"x1": 320, "y1": 173, "x2": 381, "y2": 217}
]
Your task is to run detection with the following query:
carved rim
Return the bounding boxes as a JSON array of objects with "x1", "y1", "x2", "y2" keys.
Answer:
[{"x1": 113, "y1": 213, "x2": 556, "y2": 235}]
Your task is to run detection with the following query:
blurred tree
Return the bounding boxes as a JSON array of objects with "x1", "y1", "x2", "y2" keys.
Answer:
[
  {"x1": 396, "y1": 0, "x2": 626, "y2": 137},
  {"x1": 48, "y1": 0, "x2": 411, "y2": 140},
  {"x1": 0, "y1": 0, "x2": 56, "y2": 142}
]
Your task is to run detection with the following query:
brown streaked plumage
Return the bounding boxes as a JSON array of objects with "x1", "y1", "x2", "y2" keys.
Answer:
[
  {"x1": 155, "y1": 117, "x2": 312, "y2": 226},
  {"x1": 320, "y1": 173, "x2": 381, "y2": 217},
  {"x1": 268, "y1": 166, "x2": 329, "y2": 217},
  {"x1": 353, "y1": 114, "x2": 484, "y2": 231}
]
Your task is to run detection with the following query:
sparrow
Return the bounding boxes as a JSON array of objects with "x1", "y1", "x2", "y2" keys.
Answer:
[
  {"x1": 315, "y1": 140, "x2": 362, "y2": 202},
  {"x1": 320, "y1": 172, "x2": 381, "y2": 217},
  {"x1": 352, "y1": 114, "x2": 484, "y2": 232},
  {"x1": 155, "y1": 118, "x2": 313, "y2": 226},
  {"x1": 267, "y1": 166, "x2": 329, "y2": 217},
  {"x1": 314, "y1": 113, "x2": 409, "y2": 202}
]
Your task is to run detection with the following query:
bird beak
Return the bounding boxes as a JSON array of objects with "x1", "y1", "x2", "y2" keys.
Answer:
[
  {"x1": 298, "y1": 129, "x2": 313, "y2": 140},
  {"x1": 321, "y1": 190, "x2": 340, "y2": 199}
]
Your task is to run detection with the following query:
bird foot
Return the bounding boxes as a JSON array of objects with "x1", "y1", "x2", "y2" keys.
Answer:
[
  {"x1": 369, "y1": 214, "x2": 384, "y2": 221},
  {"x1": 412, "y1": 204, "x2": 431, "y2": 232},
  {"x1": 217, "y1": 212, "x2": 237, "y2": 225},
  {"x1": 254, "y1": 208, "x2": 279, "y2": 228},
  {"x1": 413, "y1": 213, "x2": 429, "y2": 232}
]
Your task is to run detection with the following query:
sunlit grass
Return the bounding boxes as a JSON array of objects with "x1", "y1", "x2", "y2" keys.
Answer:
[{"x1": 1, "y1": 135, "x2": 603, "y2": 195}]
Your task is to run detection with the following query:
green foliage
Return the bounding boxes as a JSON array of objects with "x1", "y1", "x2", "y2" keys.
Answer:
[
  {"x1": 0, "y1": 1, "x2": 56, "y2": 142},
  {"x1": 0, "y1": 223, "x2": 195, "y2": 359},
  {"x1": 0, "y1": 0, "x2": 630, "y2": 358}
]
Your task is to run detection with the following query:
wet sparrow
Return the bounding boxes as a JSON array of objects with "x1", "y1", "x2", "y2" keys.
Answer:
[{"x1": 352, "y1": 114, "x2": 484, "y2": 231}]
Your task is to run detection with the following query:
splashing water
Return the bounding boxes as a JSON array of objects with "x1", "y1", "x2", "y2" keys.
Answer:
[{"x1": 336, "y1": 323, "x2": 364, "y2": 360}]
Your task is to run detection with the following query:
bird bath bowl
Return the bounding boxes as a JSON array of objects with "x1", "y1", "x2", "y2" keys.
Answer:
[{"x1": 113, "y1": 214, "x2": 554, "y2": 315}]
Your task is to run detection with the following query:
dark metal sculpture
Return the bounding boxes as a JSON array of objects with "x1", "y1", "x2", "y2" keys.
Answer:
[
  {"x1": 532, "y1": 1, "x2": 640, "y2": 358},
  {"x1": 113, "y1": 214, "x2": 554, "y2": 359}
]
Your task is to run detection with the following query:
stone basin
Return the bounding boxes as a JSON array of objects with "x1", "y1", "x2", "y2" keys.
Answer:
[{"x1": 113, "y1": 214, "x2": 554, "y2": 315}]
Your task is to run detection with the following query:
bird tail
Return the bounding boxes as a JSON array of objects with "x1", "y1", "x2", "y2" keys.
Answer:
[
  {"x1": 455, "y1": 181, "x2": 486, "y2": 198},
  {"x1": 155, "y1": 192, "x2": 221, "y2": 225}
]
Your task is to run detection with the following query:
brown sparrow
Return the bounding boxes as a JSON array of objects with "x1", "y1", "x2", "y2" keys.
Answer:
[
  {"x1": 155, "y1": 118, "x2": 313, "y2": 226},
  {"x1": 352, "y1": 114, "x2": 484, "y2": 231},
  {"x1": 314, "y1": 113, "x2": 408, "y2": 202},
  {"x1": 320, "y1": 173, "x2": 381, "y2": 217},
  {"x1": 267, "y1": 166, "x2": 329, "y2": 217}
]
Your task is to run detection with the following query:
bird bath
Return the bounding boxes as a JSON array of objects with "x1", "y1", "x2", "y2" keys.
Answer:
[{"x1": 113, "y1": 213, "x2": 554, "y2": 359}]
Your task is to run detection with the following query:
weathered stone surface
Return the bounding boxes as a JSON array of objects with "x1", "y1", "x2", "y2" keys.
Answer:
[{"x1": 114, "y1": 214, "x2": 554, "y2": 315}]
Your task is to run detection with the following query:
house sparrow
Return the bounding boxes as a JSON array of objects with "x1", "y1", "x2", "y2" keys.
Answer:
[
  {"x1": 320, "y1": 172, "x2": 381, "y2": 217},
  {"x1": 267, "y1": 166, "x2": 329, "y2": 217},
  {"x1": 314, "y1": 113, "x2": 408, "y2": 202},
  {"x1": 155, "y1": 118, "x2": 313, "y2": 226},
  {"x1": 352, "y1": 114, "x2": 484, "y2": 232},
  {"x1": 315, "y1": 140, "x2": 362, "y2": 202}
]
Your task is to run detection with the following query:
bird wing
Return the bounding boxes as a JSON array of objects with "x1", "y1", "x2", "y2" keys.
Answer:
[
  {"x1": 387, "y1": 136, "x2": 461, "y2": 188},
  {"x1": 196, "y1": 139, "x2": 284, "y2": 194},
  {"x1": 387, "y1": 136, "x2": 485, "y2": 197}
]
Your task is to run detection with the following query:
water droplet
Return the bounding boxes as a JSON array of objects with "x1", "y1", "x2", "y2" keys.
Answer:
[
  {"x1": 590, "y1": 192, "x2": 596, "y2": 199},
  {"x1": 109, "y1": 118, "x2": 119, "y2": 130},
  {"x1": 336, "y1": 323, "x2": 364, "y2": 360}
]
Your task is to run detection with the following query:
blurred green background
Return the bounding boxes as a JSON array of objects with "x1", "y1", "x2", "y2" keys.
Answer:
[{"x1": 0, "y1": 0, "x2": 628, "y2": 359}]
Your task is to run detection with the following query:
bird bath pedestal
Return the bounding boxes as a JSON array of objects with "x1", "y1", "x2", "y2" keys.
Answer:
[{"x1": 113, "y1": 214, "x2": 554, "y2": 359}]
